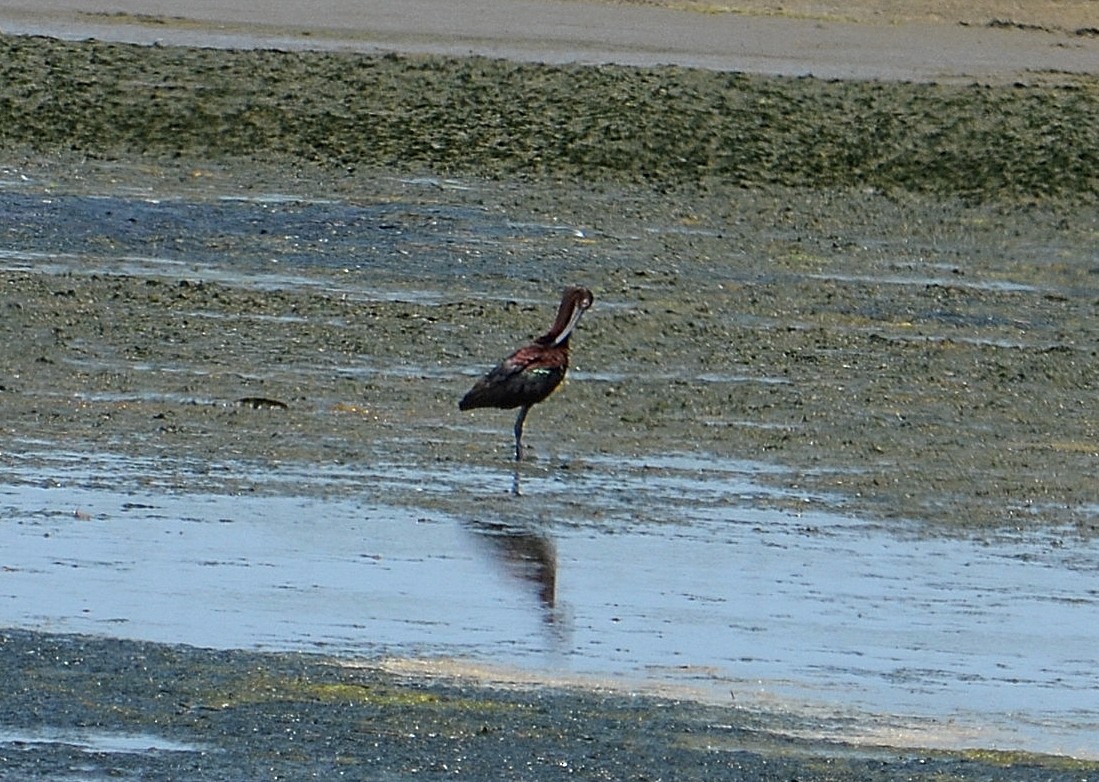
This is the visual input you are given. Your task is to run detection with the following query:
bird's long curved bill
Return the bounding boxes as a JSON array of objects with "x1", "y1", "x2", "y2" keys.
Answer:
[{"x1": 551, "y1": 304, "x2": 587, "y2": 346}]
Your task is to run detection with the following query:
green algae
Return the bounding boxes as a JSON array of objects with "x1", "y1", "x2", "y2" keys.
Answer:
[
  {"x1": 2, "y1": 34, "x2": 1098, "y2": 201},
  {"x1": 958, "y1": 747, "x2": 1099, "y2": 772},
  {"x1": 208, "y1": 671, "x2": 516, "y2": 714}
]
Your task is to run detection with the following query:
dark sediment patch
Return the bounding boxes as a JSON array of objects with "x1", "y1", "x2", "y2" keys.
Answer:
[{"x1": 1, "y1": 629, "x2": 1096, "y2": 780}]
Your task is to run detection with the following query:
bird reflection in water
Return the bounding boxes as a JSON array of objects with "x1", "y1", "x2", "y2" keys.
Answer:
[{"x1": 466, "y1": 519, "x2": 560, "y2": 625}]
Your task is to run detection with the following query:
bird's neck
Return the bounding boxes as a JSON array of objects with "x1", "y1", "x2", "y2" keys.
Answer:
[{"x1": 540, "y1": 299, "x2": 583, "y2": 347}]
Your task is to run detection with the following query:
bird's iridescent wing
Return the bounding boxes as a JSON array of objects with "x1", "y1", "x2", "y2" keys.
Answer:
[{"x1": 459, "y1": 344, "x2": 567, "y2": 410}]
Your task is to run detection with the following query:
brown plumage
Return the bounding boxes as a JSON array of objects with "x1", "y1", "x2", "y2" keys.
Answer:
[{"x1": 460, "y1": 285, "x2": 594, "y2": 460}]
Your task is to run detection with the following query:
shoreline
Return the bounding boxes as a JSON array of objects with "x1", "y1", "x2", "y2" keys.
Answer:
[{"x1": 2, "y1": 627, "x2": 1097, "y2": 777}]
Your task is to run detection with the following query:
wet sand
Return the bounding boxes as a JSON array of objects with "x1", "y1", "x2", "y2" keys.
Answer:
[
  {"x1": 2, "y1": 0, "x2": 1099, "y2": 82},
  {"x1": 2, "y1": 1, "x2": 1099, "y2": 776}
]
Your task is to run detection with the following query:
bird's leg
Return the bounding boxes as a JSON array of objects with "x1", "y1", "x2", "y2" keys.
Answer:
[{"x1": 513, "y1": 406, "x2": 530, "y2": 462}]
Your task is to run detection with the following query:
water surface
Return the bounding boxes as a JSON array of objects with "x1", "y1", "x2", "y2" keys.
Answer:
[{"x1": 3, "y1": 450, "x2": 1098, "y2": 758}]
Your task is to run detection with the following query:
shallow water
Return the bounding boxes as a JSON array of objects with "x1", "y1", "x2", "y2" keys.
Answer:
[
  {"x1": 3, "y1": 178, "x2": 1099, "y2": 760},
  {"x1": 0, "y1": 727, "x2": 200, "y2": 755},
  {"x1": 3, "y1": 450, "x2": 1099, "y2": 758}
]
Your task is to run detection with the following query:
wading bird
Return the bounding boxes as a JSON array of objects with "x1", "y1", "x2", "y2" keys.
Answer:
[{"x1": 459, "y1": 285, "x2": 594, "y2": 461}]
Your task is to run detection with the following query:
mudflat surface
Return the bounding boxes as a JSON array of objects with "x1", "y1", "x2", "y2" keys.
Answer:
[
  {"x1": 2, "y1": 35, "x2": 1098, "y2": 529},
  {"x1": 3, "y1": 171, "x2": 1099, "y2": 530},
  {"x1": 1, "y1": 12, "x2": 1099, "y2": 779}
]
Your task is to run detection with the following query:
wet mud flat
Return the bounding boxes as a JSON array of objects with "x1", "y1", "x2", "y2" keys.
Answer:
[
  {"x1": 2, "y1": 32, "x2": 1099, "y2": 775},
  {"x1": 2, "y1": 628, "x2": 1096, "y2": 781},
  {"x1": 3, "y1": 166, "x2": 1099, "y2": 530}
]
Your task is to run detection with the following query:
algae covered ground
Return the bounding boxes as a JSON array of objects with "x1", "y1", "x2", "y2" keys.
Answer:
[{"x1": 2, "y1": 34, "x2": 1098, "y2": 200}]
